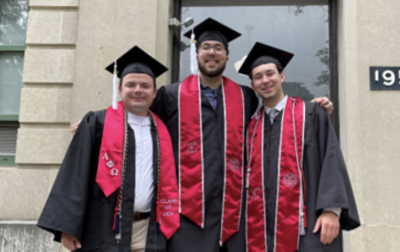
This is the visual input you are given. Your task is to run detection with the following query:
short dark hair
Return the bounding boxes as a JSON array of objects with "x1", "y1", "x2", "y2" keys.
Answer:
[{"x1": 249, "y1": 63, "x2": 283, "y2": 80}]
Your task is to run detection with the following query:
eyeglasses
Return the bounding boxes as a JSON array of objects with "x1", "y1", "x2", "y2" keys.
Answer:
[{"x1": 199, "y1": 44, "x2": 226, "y2": 54}]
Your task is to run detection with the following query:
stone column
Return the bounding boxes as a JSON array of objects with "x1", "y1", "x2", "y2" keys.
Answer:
[
  {"x1": 70, "y1": 0, "x2": 173, "y2": 121},
  {"x1": 1, "y1": 0, "x2": 174, "y2": 251},
  {"x1": 338, "y1": 0, "x2": 400, "y2": 251}
]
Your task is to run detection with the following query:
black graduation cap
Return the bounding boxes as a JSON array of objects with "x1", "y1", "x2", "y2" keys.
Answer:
[
  {"x1": 105, "y1": 46, "x2": 168, "y2": 79},
  {"x1": 105, "y1": 46, "x2": 167, "y2": 109},
  {"x1": 238, "y1": 42, "x2": 294, "y2": 78},
  {"x1": 183, "y1": 18, "x2": 241, "y2": 49}
]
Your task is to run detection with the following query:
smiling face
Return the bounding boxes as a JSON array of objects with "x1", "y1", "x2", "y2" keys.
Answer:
[
  {"x1": 196, "y1": 41, "x2": 229, "y2": 78},
  {"x1": 251, "y1": 63, "x2": 285, "y2": 108},
  {"x1": 118, "y1": 73, "x2": 157, "y2": 116}
]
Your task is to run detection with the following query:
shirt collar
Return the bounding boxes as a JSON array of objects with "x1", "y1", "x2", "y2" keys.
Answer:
[
  {"x1": 264, "y1": 95, "x2": 288, "y2": 115},
  {"x1": 127, "y1": 111, "x2": 151, "y2": 126},
  {"x1": 200, "y1": 83, "x2": 220, "y2": 92}
]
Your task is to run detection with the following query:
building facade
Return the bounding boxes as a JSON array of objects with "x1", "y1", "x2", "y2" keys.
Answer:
[{"x1": 0, "y1": 0, "x2": 399, "y2": 251}]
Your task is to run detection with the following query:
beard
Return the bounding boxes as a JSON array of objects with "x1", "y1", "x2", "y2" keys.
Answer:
[{"x1": 198, "y1": 61, "x2": 226, "y2": 78}]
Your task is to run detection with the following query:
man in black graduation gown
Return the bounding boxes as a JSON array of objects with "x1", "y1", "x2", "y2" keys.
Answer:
[
  {"x1": 151, "y1": 18, "x2": 257, "y2": 252},
  {"x1": 238, "y1": 42, "x2": 360, "y2": 252},
  {"x1": 37, "y1": 46, "x2": 179, "y2": 252}
]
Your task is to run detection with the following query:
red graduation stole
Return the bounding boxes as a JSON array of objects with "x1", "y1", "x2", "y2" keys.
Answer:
[
  {"x1": 96, "y1": 101, "x2": 180, "y2": 239},
  {"x1": 246, "y1": 97, "x2": 307, "y2": 252},
  {"x1": 179, "y1": 74, "x2": 245, "y2": 244}
]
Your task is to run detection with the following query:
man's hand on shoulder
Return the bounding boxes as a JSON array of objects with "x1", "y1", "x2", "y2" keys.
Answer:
[
  {"x1": 61, "y1": 232, "x2": 82, "y2": 251},
  {"x1": 313, "y1": 211, "x2": 340, "y2": 245},
  {"x1": 311, "y1": 97, "x2": 334, "y2": 115},
  {"x1": 71, "y1": 120, "x2": 81, "y2": 136}
]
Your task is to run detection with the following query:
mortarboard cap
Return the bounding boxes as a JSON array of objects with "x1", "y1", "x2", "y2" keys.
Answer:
[
  {"x1": 105, "y1": 46, "x2": 168, "y2": 79},
  {"x1": 183, "y1": 18, "x2": 241, "y2": 52},
  {"x1": 105, "y1": 46, "x2": 167, "y2": 109},
  {"x1": 238, "y1": 42, "x2": 294, "y2": 78}
]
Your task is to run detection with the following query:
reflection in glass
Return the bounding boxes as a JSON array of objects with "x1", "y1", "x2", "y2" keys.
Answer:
[
  {"x1": 180, "y1": 4, "x2": 330, "y2": 100},
  {"x1": 0, "y1": 0, "x2": 29, "y2": 46},
  {"x1": 0, "y1": 52, "x2": 24, "y2": 115}
]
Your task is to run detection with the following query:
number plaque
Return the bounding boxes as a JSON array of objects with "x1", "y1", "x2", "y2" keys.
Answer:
[{"x1": 370, "y1": 67, "x2": 400, "y2": 90}]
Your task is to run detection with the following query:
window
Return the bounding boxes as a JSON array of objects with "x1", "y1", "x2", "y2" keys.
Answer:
[
  {"x1": 171, "y1": 1, "x2": 342, "y2": 248},
  {"x1": 0, "y1": 0, "x2": 29, "y2": 166},
  {"x1": 179, "y1": 0, "x2": 329, "y2": 100},
  {"x1": 172, "y1": 0, "x2": 340, "y2": 136}
]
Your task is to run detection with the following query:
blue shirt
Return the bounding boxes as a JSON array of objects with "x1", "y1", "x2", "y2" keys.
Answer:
[{"x1": 200, "y1": 83, "x2": 220, "y2": 110}]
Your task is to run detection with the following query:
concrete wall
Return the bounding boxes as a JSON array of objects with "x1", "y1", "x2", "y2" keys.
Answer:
[
  {"x1": 0, "y1": 0, "x2": 173, "y2": 251},
  {"x1": 338, "y1": 0, "x2": 400, "y2": 251},
  {"x1": 70, "y1": 0, "x2": 173, "y2": 122},
  {"x1": 0, "y1": 221, "x2": 61, "y2": 252}
]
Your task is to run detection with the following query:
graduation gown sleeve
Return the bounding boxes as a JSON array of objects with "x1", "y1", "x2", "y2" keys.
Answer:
[
  {"x1": 150, "y1": 86, "x2": 168, "y2": 123},
  {"x1": 312, "y1": 103, "x2": 360, "y2": 230},
  {"x1": 37, "y1": 111, "x2": 103, "y2": 242}
]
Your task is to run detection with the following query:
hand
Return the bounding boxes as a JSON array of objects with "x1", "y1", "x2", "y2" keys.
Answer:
[
  {"x1": 313, "y1": 211, "x2": 340, "y2": 245},
  {"x1": 71, "y1": 120, "x2": 81, "y2": 136},
  {"x1": 61, "y1": 232, "x2": 82, "y2": 251},
  {"x1": 311, "y1": 97, "x2": 334, "y2": 115}
]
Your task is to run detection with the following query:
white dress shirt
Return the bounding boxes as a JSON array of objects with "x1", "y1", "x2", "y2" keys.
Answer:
[
  {"x1": 127, "y1": 112, "x2": 154, "y2": 213},
  {"x1": 264, "y1": 96, "x2": 341, "y2": 218}
]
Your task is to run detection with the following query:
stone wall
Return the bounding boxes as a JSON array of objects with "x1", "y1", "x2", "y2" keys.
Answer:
[
  {"x1": 338, "y1": 0, "x2": 400, "y2": 251},
  {"x1": 0, "y1": 0, "x2": 173, "y2": 251},
  {"x1": 0, "y1": 221, "x2": 60, "y2": 252}
]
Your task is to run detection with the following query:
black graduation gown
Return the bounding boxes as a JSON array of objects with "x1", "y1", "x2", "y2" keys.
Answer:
[
  {"x1": 262, "y1": 101, "x2": 360, "y2": 252},
  {"x1": 151, "y1": 81, "x2": 258, "y2": 252},
  {"x1": 37, "y1": 110, "x2": 167, "y2": 252}
]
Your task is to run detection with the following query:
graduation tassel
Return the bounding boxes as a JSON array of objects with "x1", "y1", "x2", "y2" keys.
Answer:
[
  {"x1": 190, "y1": 29, "x2": 199, "y2": 75},
  {"x1": 112, "y1": 60, "x2": 118, "y2": 110}
]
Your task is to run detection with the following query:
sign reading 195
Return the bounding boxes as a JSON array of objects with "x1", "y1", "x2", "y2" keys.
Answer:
[{"x1": 370, "y1": 67, "x2": 400, "y2": 90}]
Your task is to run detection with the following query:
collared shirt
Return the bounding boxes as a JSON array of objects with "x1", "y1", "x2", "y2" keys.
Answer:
[
  {"x1": 264, "y1": 95, "x2": 288, "y2": 121},
  {"x1": 127, "y1": 112, "x2": 154, "y2": 213},
  {"x1": 263, "y1": 96, "x2": 341, "y2": 217},
  {"x1": 201, "y1": 83, "x2": 220, "y2": 110}
]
